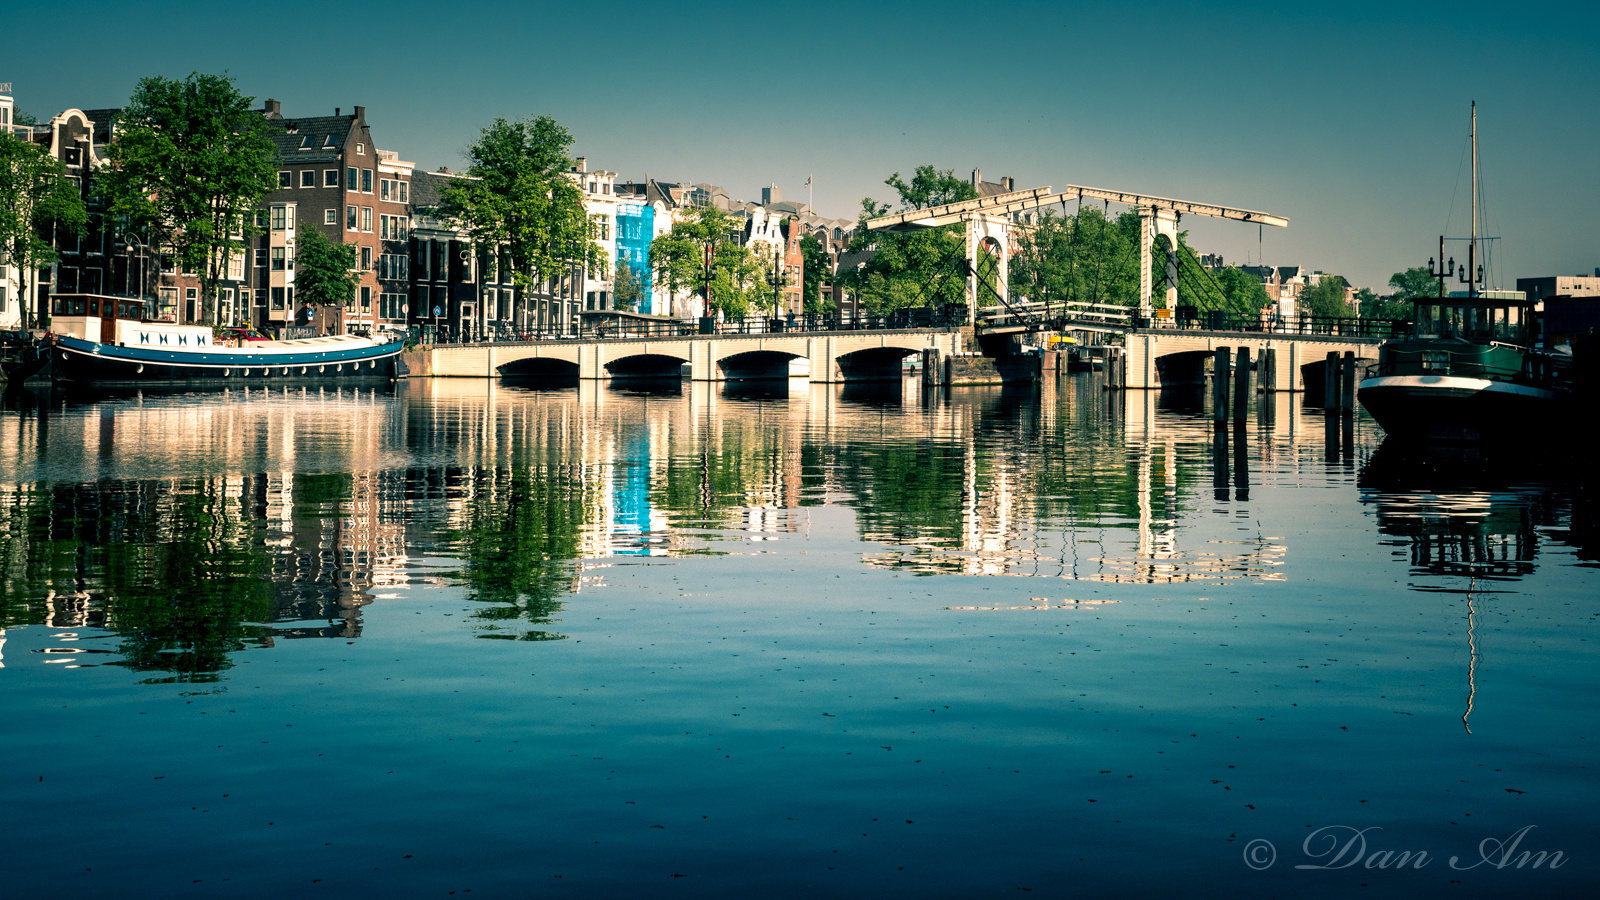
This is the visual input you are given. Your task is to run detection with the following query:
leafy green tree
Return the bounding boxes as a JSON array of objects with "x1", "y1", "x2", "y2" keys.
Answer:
[
  {"x1": 436, "y1": 116, "x2": 600, "y2": 329},
  {"x1": 840, "y1": 165, "x2": 979, "y2": 314},
  {"x1": 1298, "y1": 274, "x2": 1351, "y2": 317},
  {"x1": 97, "y1": 72, "x2": 278, "y2": 325},
  {"x1": 1007, "y1": 205, "x2": 1146, "y2": 311},
  {"x1": 649, "y1": 206, "x2": 755, "y2": 318},
  {"x1": 612, "y1": 258, "x2": 644, "y2": 311},
  {"x1": 799, "y1": 233, "x2": 833, "y2": 314},
  {"x1": 294, "y1": 226, "x2": 358, "y2": 309},
  {"x1": 1388, "y1": 265, "x2": 1439, "y2": 301},
  {"x1": 1208, "y1": 264, "x2": 1271, "y2": 315},
  {"x1": 0, "y1": 133, "x2": 88, "y2": 327}
]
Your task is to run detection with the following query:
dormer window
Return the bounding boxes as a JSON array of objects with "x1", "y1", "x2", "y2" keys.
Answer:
[
  {"x1": 324, "y1": 135, "x2": 336, "y2": 148},
  {"x1": 299, "y1": 135, "x2": 313, "y2": 149}
]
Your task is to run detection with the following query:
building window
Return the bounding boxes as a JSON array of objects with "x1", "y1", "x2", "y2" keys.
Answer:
[
  {"x1": 299, "y1": 135, "x2": 313, "y2": 150},
  {"x1": 270, "y1": 205, "x2": 288, "y2": 230},
  {"x1": 324, "y1": 209, "x2": 337, "y2": 226},
  {"x1": 360, "y1": 285, "x2": 371, "y2": 310},
  {"x1": 360, "y1": 246, "x2": 372, "y2": 270},
  {"x1": 347, "y1": 206, "x2": 357, "y2": 231},
  {"x1": 255, "y1": 247, "x2": 267, "y2": 268},
  {"x1": 324, "y1": 169, "x2": 338, "y2": 187},
  {"x1": 278, "y1": 171, "x2": 291, "y2": 188},
  {"x1": 300, "y1": 170, "x2": 315, "y2": 188},
  {"x1": 347, "y1": 167, "x2": 358, "y2": 191},
  {"x1": 356, "y1": 142, "x2": 364, "y2": 155},
  {"x1": 399, "y1": 181, "x2": 407, "y2": 204},
  {"x1": 361, "y1": 207, "x2": 373, "y2": 232},
  {"x1": 271, "y1": 247, "x2": 285, "y2": 271},
  {"x1": 362, "y1": 169, "x2": 373, "y2": 193},
  {"x1": 271, "y1": 287, "x2": 285, "y2": 310}
]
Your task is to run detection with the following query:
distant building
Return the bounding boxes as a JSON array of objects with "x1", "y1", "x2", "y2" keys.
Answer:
[{"x1": 1516, "y1": 275, "x2": 1600, "y2": 303}]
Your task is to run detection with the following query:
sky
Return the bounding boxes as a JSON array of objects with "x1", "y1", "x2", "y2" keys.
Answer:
[{"x1": 7, "y1": 0, "x2": 1597, "y2": 292}]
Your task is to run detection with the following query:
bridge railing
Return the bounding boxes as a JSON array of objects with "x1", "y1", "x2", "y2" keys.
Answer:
[
  {"x1": 1145, "y1": 312, "x2": 1409, "y2": 338},
  {"x1": 414, "y1": 307, "x2": 971, "y2": 345}
]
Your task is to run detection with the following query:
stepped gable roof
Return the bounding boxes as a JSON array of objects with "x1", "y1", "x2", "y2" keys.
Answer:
[{"x1": 265, "y1": 113, "x2": 355, "y2": 164}]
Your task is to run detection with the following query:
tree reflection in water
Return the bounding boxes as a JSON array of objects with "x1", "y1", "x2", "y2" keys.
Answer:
[{"x1": 444, "y1": 467, "x2": 589, "y2": 641}]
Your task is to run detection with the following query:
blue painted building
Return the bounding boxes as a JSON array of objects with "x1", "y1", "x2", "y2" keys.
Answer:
[{"x1": 616, "y1": 201, "x2": 654, "y2": 313}]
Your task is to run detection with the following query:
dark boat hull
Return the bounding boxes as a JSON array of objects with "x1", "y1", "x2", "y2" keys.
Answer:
[
  {"x1": 1357, "y1": 374, "x2": 1562, "y2": 444},
  {"x1": 49, "y1": 335, "x2": 400, "y2": 387}
]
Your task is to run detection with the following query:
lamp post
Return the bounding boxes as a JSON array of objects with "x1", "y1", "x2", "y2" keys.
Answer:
[{"x1": 768, "y1": 244, "x2": 786, "y2": 322}]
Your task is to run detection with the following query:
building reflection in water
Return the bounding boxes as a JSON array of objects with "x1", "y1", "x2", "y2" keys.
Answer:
[{"x1": 2, "y1": 374, "x2": 1410, "y2": 676}]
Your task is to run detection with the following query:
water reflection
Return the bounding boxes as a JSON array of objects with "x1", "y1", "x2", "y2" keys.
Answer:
[
  {"x1": 1, "y1": 375, "x2": 1498, "y2": 678},
  {"x1": 1359, "y1": 441, "x2": 1565, "y2": 581}
]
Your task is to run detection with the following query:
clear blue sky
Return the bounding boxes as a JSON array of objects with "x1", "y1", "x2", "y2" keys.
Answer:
[{"x1": 8, "y1": 0, "x2": 1596, "y2": 292}]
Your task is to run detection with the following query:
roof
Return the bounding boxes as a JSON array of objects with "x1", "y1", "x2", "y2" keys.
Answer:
[{"x1": 265, "y1": 114, "x2": 355, "y2": 163}]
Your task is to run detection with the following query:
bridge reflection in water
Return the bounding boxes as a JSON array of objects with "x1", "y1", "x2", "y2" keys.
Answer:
[{"x1": 8, "y1": 372, "x2": 1582, "y2": 680}]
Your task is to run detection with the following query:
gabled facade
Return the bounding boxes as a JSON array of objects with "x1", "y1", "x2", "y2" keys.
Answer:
[{"x1": 255, "y1": 100, "x2": 411, "y2": 335}]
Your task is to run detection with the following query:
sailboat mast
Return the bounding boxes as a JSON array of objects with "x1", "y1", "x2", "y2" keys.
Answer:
[{"x1": 1469, "y1": 101, "x2": 1478, "y2": 299}]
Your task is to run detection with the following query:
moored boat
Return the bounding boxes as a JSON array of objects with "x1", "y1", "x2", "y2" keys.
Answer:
[
  {"x1": 34, "y1": 293, "x2": 402, "y2": 387},
  {"x1": 1357, "y1": 104, "x2": 1569, "y2": 444}
]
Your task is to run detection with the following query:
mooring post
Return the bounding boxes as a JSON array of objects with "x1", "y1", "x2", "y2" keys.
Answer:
[
  {"x1": 1259, "y1": 347, "x2": 1276, "y2": 393},
  {"x1": 1324, "y1": 351, "x2": 1340, "y2": 409},
  {"x1": 922, "y1": 347, "x2": 940, "y2": 388},
  {"x1": 1341, "y1": 351, "x2": 1357, "y2": 413},
  {"x1": 1233, "y1": 346, "x2": 1250, "y2": 423},
  {"x1": 1213, "y1": 347, "x2": 1231, "y2": 422}
]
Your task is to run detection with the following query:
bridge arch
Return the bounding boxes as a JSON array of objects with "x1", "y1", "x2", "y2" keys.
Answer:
[
  {"x1": 606, "y1": 352, "x2": 691, "y2": 380},
  {"x1": 498, "y1": 356, "x2": 578, "y2": 378},
  {"x1": 834, "y1": 344, "x2": 921, "y2": 381},
  {"x1": 714, "y1": 349, "x2": 802, "y2": 381}
]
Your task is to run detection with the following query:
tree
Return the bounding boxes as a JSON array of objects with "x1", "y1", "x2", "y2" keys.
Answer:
[
  {"x1": 0, "y1": 133, "x2": 88, "y2": 328},
  {"x1": 612, "y1": 260, "x2": 644, "y2": 312},
  {"x1": 839, "y1": 165, "x2": 979, "y2": 314},
  {"x1": 294, "y1": 227, "x2": 358, "y2": 310},
  {"x1": 1208, "y1": 264, "x2": 1271, "y2": 315},
  {"x1": 1298, "y1": 274, "x2": 1351, "y2": 317},
  {"x1": 649, "y1": 206, "x2": 758, "y2": 318},
  {"x1": 1007, "y1": 205, "x2": 1147, "y2": 312},
  {"x1": 1388, "y1": 265, "x2": 1440, "y2": 302},
  {"x1": 799, "y1": 234, "x2": 833, "y2": 314},
  {"x1": 97, "y1": 72, "x2": 278, "y2": 325},
  {"x1": 436, "y1": 116, "x2": 600, "y2": 330}
]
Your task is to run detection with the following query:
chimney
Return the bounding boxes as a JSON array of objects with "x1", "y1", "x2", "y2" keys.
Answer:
[
  {"x1": 335, "y1": 108, "x2": 340, "y2": 116},
  {"x1": 972, "y1": 168, "x2": 981, "y2": 186},
  {"x1": 1002, "y1": 176, "x2": 1014, "y2": 191},
  {"x1": 575, "y1": 156, "x2": 587, "y2": 173},
  {"x1": 353, "y1": 105, "x2": 365, "y2": 123},
  {"x1": 263, "y1": 99, "x2": 282, "y2": 119}
]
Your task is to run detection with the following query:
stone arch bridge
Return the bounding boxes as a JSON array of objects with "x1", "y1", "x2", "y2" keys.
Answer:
[
  {"x1": 402, "y1": 328, "x2": 965, "y2": 382},
  {"x1": 1118, "y1": 328, "x2": 1384, "y2": 391}
]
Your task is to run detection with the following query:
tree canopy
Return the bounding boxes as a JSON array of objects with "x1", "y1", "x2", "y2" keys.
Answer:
[
  {"x1": 799, "y1": 234, "x2": 832, "y2": 314},
  {"x1": 0, "y1": 133, "x2": 87, "y2": 327},
  {"x1": 1298, "y1": 274, "x2": 1351, "y2": 317},
  {"x1": 436, "y1": 116, "x2": 599, "y2": 326},
  {"x1": 839, "y1": 165, "x2": 979, "y2": 314},
  {"x1": 648, "y1": 206, "x2": 766, "y2": 319},
  {"x1": 293, "y1": 227, "x2": 358, "y2": 309},
  {"x1": 97, "y1": 72, "x2": 278, "y2": 325}
]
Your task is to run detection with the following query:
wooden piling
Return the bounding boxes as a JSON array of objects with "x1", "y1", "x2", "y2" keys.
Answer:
[
  {"x1": 1340, "y1": 350, "x2": 1357, "y2": 412},
  {"x1": 1324, "y1": 351, "x2": 1340, "y2": 409},
  {"x1": 1213, "y1": 347, "x2": 1231, "y2": 422},
  {"x1": 1233, "y1": 346, "x2": 1251, "y2": 423},
  {"x1": 1259, "y1": 347, "x2": 1276, "y2": 393}
]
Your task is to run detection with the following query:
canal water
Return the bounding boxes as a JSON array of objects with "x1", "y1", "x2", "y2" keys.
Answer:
[{"x1": 1, "y1": 377, "x2": 1594, "y2": 897}]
